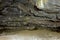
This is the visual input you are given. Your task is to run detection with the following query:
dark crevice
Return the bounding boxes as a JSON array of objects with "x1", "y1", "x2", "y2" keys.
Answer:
[{"x1": 34, "y1": 5, "x2": 44, "y2": 11}]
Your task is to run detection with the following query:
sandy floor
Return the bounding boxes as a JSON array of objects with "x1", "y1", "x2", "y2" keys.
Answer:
[{"x1": 0, "y1": 29, "x2": 60, "y2": 40}]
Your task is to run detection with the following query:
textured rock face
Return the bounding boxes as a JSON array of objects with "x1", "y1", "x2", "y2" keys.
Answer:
[{"x1": 0, "y1": 0, "x2": 60, "y2": 31}]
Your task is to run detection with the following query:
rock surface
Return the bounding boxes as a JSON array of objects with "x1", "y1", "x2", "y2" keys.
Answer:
[{"x1": 0, "y1": 0, "x2": 60, "y2": 31}]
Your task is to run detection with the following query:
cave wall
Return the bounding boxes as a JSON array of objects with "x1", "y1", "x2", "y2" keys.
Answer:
[{"x1": 0, "y1": 0, "x2": 60, "y2": 31}]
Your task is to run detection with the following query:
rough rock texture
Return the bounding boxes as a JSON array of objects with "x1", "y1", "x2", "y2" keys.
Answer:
[{"x1": 0, "y1": 0, "x2": 60, "y2": 31}]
